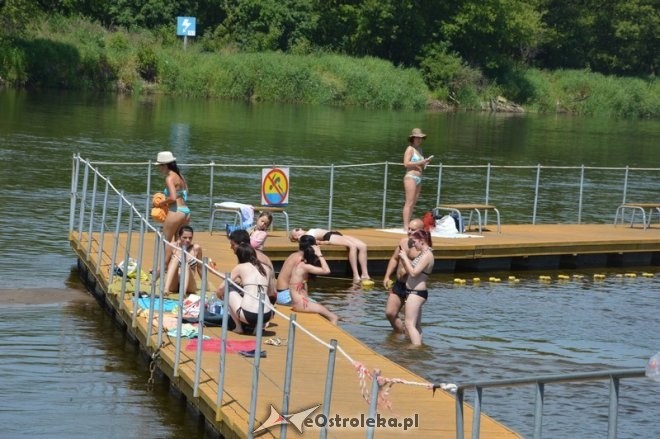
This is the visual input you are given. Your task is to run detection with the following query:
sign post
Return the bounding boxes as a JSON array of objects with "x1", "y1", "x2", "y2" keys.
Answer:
[
  {"x1": 261, "y1": 168, "x2": 290, "y2": 206},
  {"x1": 176, "y1": 17, "x2": 197, "y2": 50}
]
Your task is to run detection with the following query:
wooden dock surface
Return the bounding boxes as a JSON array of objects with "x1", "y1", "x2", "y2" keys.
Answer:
[
  {"x1": 69, "y1": 227, "x2": 537, "y2": 438},
  {"x1": 90, "y1": 223, "x2": 660, "y2": 277}
]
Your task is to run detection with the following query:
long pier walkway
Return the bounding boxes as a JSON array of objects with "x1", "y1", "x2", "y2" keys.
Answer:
[{"x1": 70, "y1": 229, "x2": 521, "y2": 438}]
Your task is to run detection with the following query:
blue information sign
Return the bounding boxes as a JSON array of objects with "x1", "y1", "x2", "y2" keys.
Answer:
[{"x1": 176, "y1": 17, "x2": 196, "y2": 37}]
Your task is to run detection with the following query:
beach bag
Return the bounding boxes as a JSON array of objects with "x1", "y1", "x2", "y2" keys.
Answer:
[
  {"x1": 113, "y1": 258, "x2": 137, "y2": 277},
  {"x1": 435, "y1": 215, "x2": 459, "y2": 234}
]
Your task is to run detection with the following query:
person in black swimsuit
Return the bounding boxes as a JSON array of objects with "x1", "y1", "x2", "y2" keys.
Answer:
[{"x1": 397, "y1": 229, "x2": 434, "y2": 345}]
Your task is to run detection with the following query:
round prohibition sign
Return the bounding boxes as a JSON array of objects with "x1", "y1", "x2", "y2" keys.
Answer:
[{"x1": 262, "y1": 168, "x2": 289, "y2": 205}]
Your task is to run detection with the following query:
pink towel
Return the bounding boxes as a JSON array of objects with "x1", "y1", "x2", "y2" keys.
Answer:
[{"x1": 185, "y1": 338, "x2": 257, "y2": 353}]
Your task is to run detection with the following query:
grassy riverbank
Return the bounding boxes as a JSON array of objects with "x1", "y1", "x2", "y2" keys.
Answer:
[{"x1": 1, "y1": 16, "x2": 657, "y2": 118}]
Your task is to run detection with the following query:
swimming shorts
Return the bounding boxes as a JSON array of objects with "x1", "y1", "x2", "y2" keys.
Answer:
[{"x1": 276, "y1": 288, "x2": 292, "y2": 305}]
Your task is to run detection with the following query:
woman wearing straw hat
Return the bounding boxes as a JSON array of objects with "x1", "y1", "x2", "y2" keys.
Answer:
[
  {"x1": 154, "y1": 151, "x2": 190, "y2": 245},
  {"x1": 402, "y1": 128, "x2": 434, "y2": 230}
]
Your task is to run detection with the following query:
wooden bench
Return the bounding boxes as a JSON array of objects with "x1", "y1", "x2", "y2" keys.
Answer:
[
  {"x1": 614, "y1": 203, "x2": 660, "y2": 229},
  {"x1": 433, "y1": 204, "x2": 501, "y2": 235},
  {"x1": 209, "y1": 202, "x2": 289, "y2": 234}
]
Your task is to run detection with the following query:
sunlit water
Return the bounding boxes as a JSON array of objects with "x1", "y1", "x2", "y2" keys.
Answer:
[
  {"x1": 315, "y1": 273, "x2": 660, "y2": 438},
  {"x1": 1, "y1": 89, "x2": 659, "y2": 438}
]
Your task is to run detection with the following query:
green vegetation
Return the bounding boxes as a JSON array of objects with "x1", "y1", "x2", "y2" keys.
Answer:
[{"x1": 0, "y1": 0, "x2": 658, "y2": 118}]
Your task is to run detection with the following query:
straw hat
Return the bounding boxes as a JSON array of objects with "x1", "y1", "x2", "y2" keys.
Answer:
[
  {"x1": 408, "y1": 128, "x2": 427, "y2": 140},
  {"x1": 155, "y1": 151, "x2": 176, "y2": 164}
]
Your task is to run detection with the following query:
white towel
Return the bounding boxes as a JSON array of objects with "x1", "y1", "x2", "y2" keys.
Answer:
[{"x1": 215, "y1": 202, "x2": 254, "y2": 228}]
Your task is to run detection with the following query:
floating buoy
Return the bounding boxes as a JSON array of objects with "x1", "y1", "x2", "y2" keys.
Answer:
[
  {"x1": 453, "y1": 278, "x2": 466, "y2": 284},
  {"x1": 572, "y1": 274, "x2": 584, "y2": 279},
  {"x1": 539, "y1": 275, "x2": 552, "y2": 282},
  {"x1": 615, "y1": 273, "x2": 624, "y2": 278},
  {"x1": 593, "y1": 274, "x2": 606, "y2": 279},
  {"x1": 558, "y1": 274, "x2": 570, "y2": 280},
  {"x1": 361, "y1": 279, "x2": 375, "y2": 287},
  {"x1": 642, "y1": 272, "x2": 655, "y2": 278},
  {"x1": 508, "y1": 276, "x2": 517, "y2": 281},
  {"x1": 488, "y1": 276, "x2": 501, "y2": 282},
  {"x1": 472, "y1": 277, "x2": 481, "y2": 283},
  {"x1": 624, "y1": 273, "x2": 637, "y2": 278}
]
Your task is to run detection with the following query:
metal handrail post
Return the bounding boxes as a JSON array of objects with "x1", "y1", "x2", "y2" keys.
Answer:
[
  {"x1": 131, "y1": 217, "x2": 147, "y2": 328},
  {"x1": 533, "y1": 382, "x2": 544, "y2": 439},
  {"x1": 86, "y1": 170, "x2": 99, "y2": 258},
  {"x1": 247, "y1": 291, "x2": 266, "y2": 438},
  {"x1": 209, "y1": 161, "x2": 215, "y2": 211},
  {"x1": 173, "y1": 244, "x2": 187, "y2": 377},
  {"x1": 280, "y1": 313, "x2": 298, "y2": 439},
  {"x1": 156, "y1": 237, "x2": 166, "y2": 348},
  {"x1": 436, "y1": 163, "x2": 443, "y2": 207},
  {"x1": 95, "y1": 181, "x2": 110, "y2": 275},
  {"x1": 319, "y1": 339, "x2": 338, "y2": 439},
  {"x1": 381, "y1": 162, "x2": 389, "y2": 228},
  {"x1": 328, "y1": 164, "x2": 335, "y2": 230},
  {"x1": 69, "y1": 154, "x2": 79, "y2": 233},
  {"x1": 145, "y1": 161, "x2": 152, "y2": 220},
  {"x1": 146, "y1": 232, "x2": 161, "y2": 349},
  {"x1": 622, "y1": 166, "x2": 629, "y2": 204},
  {"x1": 578, "y1": 165, "x2": 585, "y2": 224},
  {"x1": 108, "y1": 191, "x2": 124, "y2": 287},
  {"x1": 533, "y1": 164, "x2": 541, "y2": 224},
  {"x1": 607, "y1": 376, "x2": 619, "y2": 439},
  {"x1": 193, "y1": 259, "x2": 209, "y2": 398},
  {"x1": 471, "y1": 386, "x2": 482, "y2": 439},
  {"x1": 455, "y1": 388, "x2": 465, "y2": 439},
  {"x1": 119, "y1": 208, "x2": 134, "y2": 306},
  {"x1": 77, "y1": 162, "x2": 90, "y2": 241},
  {"x1": 365, "y1": 368, "x2": 381, "y2": 439},
  {"x1": 484, "y1": 163, "x2": 491, "y2": 224},
  {"x1": 215, "y1": 274, "x2": 231, "y2": 418}
]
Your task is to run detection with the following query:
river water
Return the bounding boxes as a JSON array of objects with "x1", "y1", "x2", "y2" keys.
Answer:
[{"x1": 1, "y1": 89, "x2": 659, "y2": 438}]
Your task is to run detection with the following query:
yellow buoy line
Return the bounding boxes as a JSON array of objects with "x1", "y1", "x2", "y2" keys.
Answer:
[{"x1": 450, "y1": 271, "x2": 656, "y2": 286}]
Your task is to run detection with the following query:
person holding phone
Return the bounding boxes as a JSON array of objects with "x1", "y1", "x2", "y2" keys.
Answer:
[{"x1": 402, "y1": 128, "x2": 434, "y2": 230}]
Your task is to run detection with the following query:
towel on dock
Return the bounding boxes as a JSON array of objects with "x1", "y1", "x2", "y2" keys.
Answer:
[
  {"x1": 216, "y1": 201, "x2": 254, "y2": 228},
  {"x1": 186, "y1": 338, "x2": 257, "y2": 353},
  {"x1": 138, "y1": 297, "x2": 178, "y2": 312},
  {"x1": 379, "y1": 228, "x2": 483, "y2": 238}
]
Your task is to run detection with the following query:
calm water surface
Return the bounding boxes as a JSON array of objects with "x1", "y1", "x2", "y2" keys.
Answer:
[{"x1": 1, "y1": 89, "x2": 659, "y2": 438}]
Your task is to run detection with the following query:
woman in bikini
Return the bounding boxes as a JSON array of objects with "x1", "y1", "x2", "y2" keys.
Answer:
[
  {"x1": 162, "y1": 225, "x2": 203, "y2": 294},
  {"x1": 289, "y1": 227, "x2": 371, "y2": 284},
  {"x1": 402, "y1": 128, "x2": 434, "y2": 230},
  {"x1": 217, "y1": 243, "x2": 275, "y2": 334},
  {"x1": 155, "y1": 151, "x2": 190, "y2": 246},
  {"x1": 397, "y1": 229, "x2": 434, "y2": 345},
  {"x1": 287, "y1": 239, "x2": 339, "y2": 325}
]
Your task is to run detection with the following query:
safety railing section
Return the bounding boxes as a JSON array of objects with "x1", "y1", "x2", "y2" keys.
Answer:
[
  {"x1": 69, "y1": 154, "x2": 657, "y2": 438},
  {"x1": 87, "y1": 156, "x2": 660, "y2": 230},
  {"x1": 452, "y1": 368, "x2": 647, "y2": 439},
  {"x1": 69, "y1": 153, "x2": 455, "y2": 439}
]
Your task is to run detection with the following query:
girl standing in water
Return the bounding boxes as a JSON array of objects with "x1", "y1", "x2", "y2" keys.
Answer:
[{"x1": 397, "y1": 229, "x2": 434, "y2": 345}]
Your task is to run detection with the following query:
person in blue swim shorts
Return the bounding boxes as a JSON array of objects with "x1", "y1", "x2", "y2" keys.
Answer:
[{"x1": 276, "y1": 235, "x2": 317, "y2": 305}]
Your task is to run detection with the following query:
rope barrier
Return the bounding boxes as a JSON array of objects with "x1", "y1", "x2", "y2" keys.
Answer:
[{"x1": 76, "y1": 155, "x2": 459, "y2": 411}]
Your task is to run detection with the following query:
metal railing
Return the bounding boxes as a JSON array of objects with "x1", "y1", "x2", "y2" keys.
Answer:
[
  {"x1": 87, "y1": 158, "x2": 660, "y2": 230},
  {"x1": 70, "y1": 154, "x2": 656, "y2": 438},
  {"x1": 69, "y1": 153, "x2": 443, "y2": 438},
  {"x1": 453, "y1": 368, "x2": 647, "y2": 439}
]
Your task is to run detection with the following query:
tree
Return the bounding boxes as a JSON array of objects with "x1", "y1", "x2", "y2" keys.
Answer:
[{"x1": 439, "y1": 0, "x2": 546, "y2": 74}]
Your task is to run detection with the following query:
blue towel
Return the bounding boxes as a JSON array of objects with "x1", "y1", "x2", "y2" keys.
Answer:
[{"x1": 138, "y1": 297, "x2": 178, "y2": 312}]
